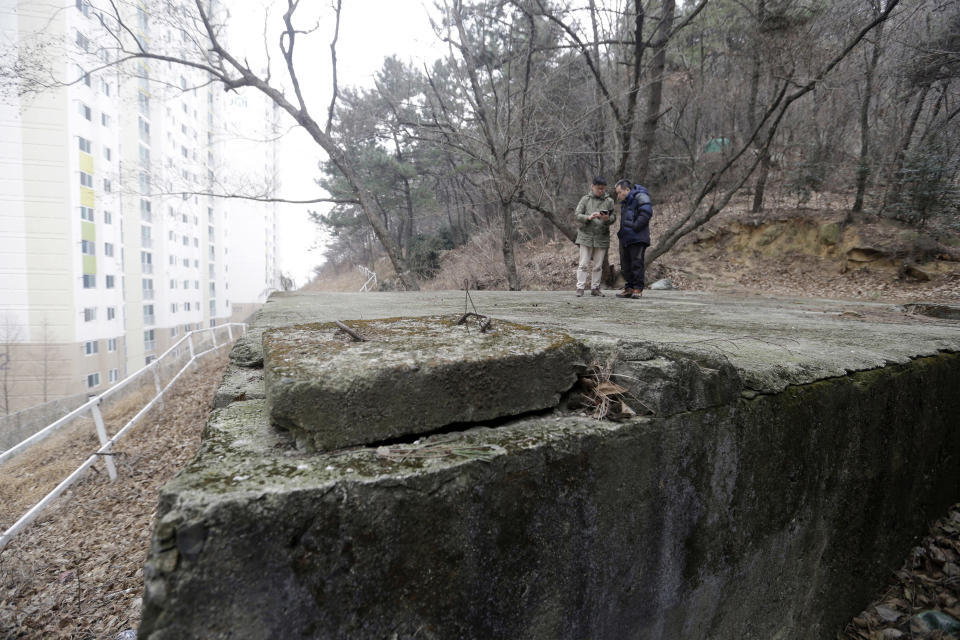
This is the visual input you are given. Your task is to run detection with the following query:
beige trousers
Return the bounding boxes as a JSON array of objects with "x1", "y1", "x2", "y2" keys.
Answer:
[{"x1": 577, "y1": 244, "x2": 606, "y2": 289}]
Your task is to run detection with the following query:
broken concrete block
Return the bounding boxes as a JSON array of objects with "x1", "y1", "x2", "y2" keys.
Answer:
[{"x1": 263, "y1": 315, "x2": 583, "y2": 451}]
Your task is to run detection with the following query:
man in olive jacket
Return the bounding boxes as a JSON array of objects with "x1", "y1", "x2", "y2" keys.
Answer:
[{"x1": 574, "y1": 176, "x2": 617, "y2": 296}]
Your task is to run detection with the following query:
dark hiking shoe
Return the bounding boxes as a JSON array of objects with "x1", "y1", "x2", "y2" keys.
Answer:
[
  {"x1": 615, "y1": 288, "x2": 634, "y2": 298},
  {"x1": 576, "y1": 288, "x2": 585, "y2": 297},
  {"x1": 591, "y1": 287, "x2": 605, "y2": 297}
]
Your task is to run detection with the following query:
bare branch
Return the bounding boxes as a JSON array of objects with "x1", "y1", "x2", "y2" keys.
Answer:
[{"x1": 325, "y1": 0, "x2": 343, "y2": 135}]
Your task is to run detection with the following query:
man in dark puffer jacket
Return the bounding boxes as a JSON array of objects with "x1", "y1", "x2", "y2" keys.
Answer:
[{"x1": 614, "y1": 179, "x2": 653, "y2": 299}]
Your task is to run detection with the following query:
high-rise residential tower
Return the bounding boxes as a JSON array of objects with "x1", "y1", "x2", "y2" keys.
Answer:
[{"x1": 0, "y1": 0, "x2": 281, "y2": 414}]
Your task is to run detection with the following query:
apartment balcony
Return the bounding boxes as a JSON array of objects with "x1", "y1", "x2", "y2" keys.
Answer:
[
  {"x1": 141, "y1": 263, "x2": 153, "y2": 274},
  {"x1": 141, "y1": 237, "x2": 152, "y2": 248},
  {"x1": 144, "y1": 340, "x2": 156, "y2": 351},
  {"x1": 142, "y1": 289, "x2": 154, "y2": 300},
  {"x1": 143, "y1": 314, "x2": 155, "y2": 326}
]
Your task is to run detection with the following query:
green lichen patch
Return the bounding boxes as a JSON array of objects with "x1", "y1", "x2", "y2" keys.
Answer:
[{"x1": 262, "y1": 315, "x2": 585, "y2": 452}]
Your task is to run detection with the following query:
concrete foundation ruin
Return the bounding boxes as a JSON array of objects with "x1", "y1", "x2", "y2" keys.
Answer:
[{"x1": 138, "y1": 291, "x2": 960, "y2": 640}]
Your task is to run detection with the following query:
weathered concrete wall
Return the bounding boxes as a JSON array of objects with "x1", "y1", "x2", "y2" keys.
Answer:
[{"x1": 138, "y1": 292, "x2": 960, "y2": 640}]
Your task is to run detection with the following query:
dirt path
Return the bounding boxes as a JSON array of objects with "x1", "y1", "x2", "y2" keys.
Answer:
[{"x1": 0, "y1": 353, "x2": 227, "y2": 640}]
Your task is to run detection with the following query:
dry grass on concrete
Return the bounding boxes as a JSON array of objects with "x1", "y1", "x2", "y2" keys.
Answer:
[{"x1": 0, "y1": 352, "x2": 228, "y2": 640}]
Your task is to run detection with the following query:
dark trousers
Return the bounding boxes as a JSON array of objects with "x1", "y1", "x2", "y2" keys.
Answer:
[{"x1": 620, "y1": 243, "x2": 647, "y2": 291}]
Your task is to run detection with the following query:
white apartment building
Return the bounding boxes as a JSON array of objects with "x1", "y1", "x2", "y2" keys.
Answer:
[{"x1": 0, "y1": 0, "x2": 280, "y2": 414}]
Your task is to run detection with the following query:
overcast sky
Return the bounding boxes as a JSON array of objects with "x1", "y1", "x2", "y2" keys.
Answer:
[{"x1": 229, "y1": 0, "x2": 447, "y2": 286}]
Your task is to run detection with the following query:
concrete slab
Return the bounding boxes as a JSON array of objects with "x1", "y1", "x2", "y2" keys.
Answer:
[
  {"x1": 261, "y1": 316, "x2": 583, "y2": 451},
  {"x1": 139, "y1": 291, "x2": 960, "y2": 640}
]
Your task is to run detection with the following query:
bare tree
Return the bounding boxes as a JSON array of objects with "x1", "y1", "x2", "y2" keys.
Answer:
[
  {"x1": 5, "y1": 0, "x2": 421, "y2": 289},
  {"x1": 0, "y1": 315, "x2": 24, "y2": 415},
  {"x1": 647, "y1": 0, "x2": 902, "y2": 265}
]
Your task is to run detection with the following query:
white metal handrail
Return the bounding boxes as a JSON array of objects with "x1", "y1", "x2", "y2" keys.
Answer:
[
  {"x1": 0, "y1": 322, "x2": 246, "y2": 552},
  {"x1": 358, "y1": 265, "x2": 377, "y2": 292}
]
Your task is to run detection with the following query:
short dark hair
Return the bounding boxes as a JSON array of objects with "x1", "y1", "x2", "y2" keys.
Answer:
[
  {"x1": 615, "y1": 179, "x2": 632, "y2": 191},
  {"x1": 592, "y1": 176, "x2": 607, "y2": 186}
]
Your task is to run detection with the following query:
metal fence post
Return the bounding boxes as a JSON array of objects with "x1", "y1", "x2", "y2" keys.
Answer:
[
  {"x1": 211, "y1": 327, "x2": 219, "y2": 349},
  {"x1": 90, "y1": 401, "x2": 117, "y2": 482},
  {"x1": 151, "y1": 362, "x2": 164, "y2": 409},
  {"x1": 227, "y1": 324, "x2": 233, "y2": 342}
]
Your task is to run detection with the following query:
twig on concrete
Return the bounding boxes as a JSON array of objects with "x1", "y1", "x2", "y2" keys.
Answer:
[
  {"x1": 457, "y1": 312, "x2": 492, "y2": 333},
  {"x1": 334, "y1": 320, "x2": 365, "y2": 342}
]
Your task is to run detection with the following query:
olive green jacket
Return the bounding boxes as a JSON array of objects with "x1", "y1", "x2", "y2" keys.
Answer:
[{"x1": 574, "y1": 192, "x2": 617, "y2": 248}]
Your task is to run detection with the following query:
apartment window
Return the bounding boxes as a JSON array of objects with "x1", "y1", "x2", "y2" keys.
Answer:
[
  {"x1": 185, "y1": 302, "x2": 191, "y2": 311},
  {"x1": 138, "y1": 117, "x2": 150, "y2": 140},
  {"x1": 182, "y1": 236, "x2": 189, "y2": 246},
  {"x1": 141, "y1": 225, "x2": 152, "y2": 248},
  {"x1": 105, "y1": 274, "x2": 115, "y2": 288},
  {"x1": 168, "y1": 230, "x2": 175, "y2": 241},
  {"x1": 144, "y1": 329, "x2": 156, "y2": 351},
  {"x1": 84, "y1": 340, "x2": 98, "y2": 355},
  {"x1": 182, "y1": 258, "x2": 189, "y2": 267},
  {"x1": 209, "y1": 300, "x2": 216, "y2": 315},
  {"x1": 141, "y1": 251, "x2": 153, "y2": 273},
  {"x1": 103, "y1": 178, "x2": 111, "y2": 192},
  {"x1": 104, "y1": 147, "x2": 112, "y2": 161},
  {"x1": 109, "y1": 368, "x2": 119, "y2": 383},
  {"x1": 103, "y1": 242, "x2": 114, "y2": 257},
  {"x1": 193, "y1": 237, "x2": 198, "y2": 247},
  {"x1": 183, "y1": 279, "x2": 189, "y2": 289},
  {"x1": 169, "y1": 255, "x2": 175, "y2": 266},
  {"x1": 107, "y1": 307, "x2": 116, "y2": 321},
  {"x1": 107, "y1": 338, "x2": 117, "y2": 352},
  {"x1": 208, "y1": 225, "x2": 214, "y2": 240},
  {"x1": 101, "y1": 79, "x2": 110, "y2": 96},
  {"x1": 76, "y1": 0, "x2": 89, "y2": 16},
  {"x1": 208, "y1": 264, "x2": 215, "y2": 278},
  {"x1": 86, "y1": 372, "x2": 100, "y2": 388},
  {"x1": 139, "y1": 145, "x2": 150, "y2": 167},
  {"x1": 170, "y1": 279, "x2": 176, "y2": 289},
  {"x1": 208, "y1": 246, "x2": 215, "y2": 260},
  {"x1": 143, "y1": 304, "x2": 155, "y2": 325},
  {"x1": 209, "y1": 282, "x2": 215, "y2": 295},
  {"x1": 140, "y1": 199, "x2": 152, "y2": 222},
  {"x1": 181, "y1": 146, "x2": 188, "y2": 158},
  {"x1": 138, "y1": 92, "x2": 149, "y2": 115},
  {"x1": 83, "y1": 307, "x2": 96, "y2": 321},
  {"x1": 139, "y1": 171, "x2": 150, "y2": 194},
  {"x1": 103, "y1": 211, "x2": 112, "y2": 224},
  {"x1": 170, "y1": 303, "x2": 178, "y2": 313},
  {"x1": 79, "y1": 103, "x2": 91, "y2": 120},
  {"x1": 82, "y1": 274, "x2": 96, "y2": 289},
  {"x1": 80, "y1": 171, "x2": 93, "y2": 187},
  {"x1": 81, "y1": 239, "x2": 95, "y2": 255},
  {"x1": 80, "y1": 206, "x2": 94, "y2": 221},
  {"x1": 78, "y1": 137, "x2": 92, "y2": 153},
  {"x1": 194, "y1": 259, "x2": 199, "y2": 268},
  {"x1": 170, "y1": 327, "x2": 179, "y2": 337},
  {"x1": 76, "y1": 31, "x2": 89, "y2": 51}
]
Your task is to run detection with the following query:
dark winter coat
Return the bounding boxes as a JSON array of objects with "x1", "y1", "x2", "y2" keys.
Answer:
[{"x1": 617, "y1": 185, "x2": 652, "y2": 247}]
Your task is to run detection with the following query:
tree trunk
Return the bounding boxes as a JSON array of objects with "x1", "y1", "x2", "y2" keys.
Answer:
[
  {"x1": 751, "y1": 149, "x2": 771, "y2": 212},
  {"x1": 636, "y1": 0, "x2": 675, "y2": 183},
  {"x1": 588, "y1": 0, "x2": 606, "y2": 175},
  {"x1": 853, "y1": 19, "x2": 884, "y2": 214},
  {"x1": 614, "y1": 0, "x2": 645, "y2": 180},
  {"x1": 748, "y1": 0, "x2": 768, "y2": 212},
  {"x1": 500, "y1": 200, "x2": 521, "y2": 290},
  {"x1": 882, "y1": 83, "x2": 930, "y2": 214}
]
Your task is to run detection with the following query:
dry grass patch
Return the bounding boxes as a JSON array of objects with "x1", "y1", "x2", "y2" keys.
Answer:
[{"x1": 0, "y1": 353, "x2": 228, "y2": 640}]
